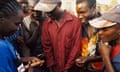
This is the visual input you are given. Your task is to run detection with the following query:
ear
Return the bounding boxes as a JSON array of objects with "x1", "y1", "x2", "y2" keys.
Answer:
[
  {"x1": 0, "y1": 12, "x2": 5, "y2": 19},
  {"x1": 0, "y1": 12, "x2": 6, "y2": 22},
  {"x1": 91, "y1": 4, "x2": 96, "y2": 12}
]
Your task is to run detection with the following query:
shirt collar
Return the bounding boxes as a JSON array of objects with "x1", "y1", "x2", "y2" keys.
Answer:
[{"x1": 47, "y1": 10, "x2": 73, "y2": 23}]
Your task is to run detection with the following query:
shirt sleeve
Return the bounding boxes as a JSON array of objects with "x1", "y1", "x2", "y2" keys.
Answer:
[
  {"x1": 0, "y1": 42, "x2": 8, "y2": 67},
  {"x1": 41, "y1": 19, "x2": 55, "y2": 67},
  {"x1": 65, "y1": 18, "x2": 82, "y2": 70},
  {"x1": 0, "y1": 40, "x2": 17, "y2": 72},
  {"x1": 0, "y1": 42, "x2": 13, "y2": 72}
]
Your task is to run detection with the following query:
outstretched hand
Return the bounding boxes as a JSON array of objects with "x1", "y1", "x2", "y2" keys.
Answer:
[
  {"x1": 75, "y1": 56, "x2": 88, "y2": 67},
  {"x1": 22, "y1": 57, "x2": 45, "y2": 68}
]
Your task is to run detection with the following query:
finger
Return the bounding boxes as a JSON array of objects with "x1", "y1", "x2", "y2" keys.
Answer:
[
  {"x1": 99, "y1": 40, "x2": 104, "y2": 46},
  {"x1": 75, "y1": 59, "x2": 80, "y2": 63},
  {"x1": 76, "y1": 63, "x2": 84, "y2": 67}
]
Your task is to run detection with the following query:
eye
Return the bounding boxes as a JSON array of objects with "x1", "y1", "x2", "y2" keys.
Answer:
[{"x1": 99, "y1": 28, "x2": 109, "y2": 31}]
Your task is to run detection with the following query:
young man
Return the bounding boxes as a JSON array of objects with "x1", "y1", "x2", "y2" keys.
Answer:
[
  {"x1": 17, "y1": 0, "x2": 29, "y2": 16},
  {"x1": 17, "y1": 0, "x2": 47, "y2": 72},
  {"x1": 89, "y1": 5, "x2": 120, "y2": 72},
  {"x1": 34, "y1": 0, "x2": 82, "y2": 72},
  {"x1": 75, "y1": 0, "x2": 102, "y2": 71}
]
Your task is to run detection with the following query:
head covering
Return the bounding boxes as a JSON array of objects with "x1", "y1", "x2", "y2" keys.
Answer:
[
  {"x1": 28, "y1": 0, "x2": 39, "y2": 7},
  {"x1": 17, "y1": 0, "x2": 28, "y2": 3},
  {"x1": 89, "y1": 4, "x2": 120, "y2": 28},
  {"x1": 34, "y1": 0, "x2": 61, "y2": 12}
]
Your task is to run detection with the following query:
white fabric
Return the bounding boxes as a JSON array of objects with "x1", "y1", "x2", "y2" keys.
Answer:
[
  {"x1": 34, "y1": 2, "x2": 57, "y2": 12},
  {"x1": 89, "y1": 18, "x2": 117, "y2": 28}
]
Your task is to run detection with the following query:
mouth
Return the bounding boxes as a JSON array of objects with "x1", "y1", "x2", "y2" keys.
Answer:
[{"x1": 79, "y1": 19, "x2": 85, "y2": 23}]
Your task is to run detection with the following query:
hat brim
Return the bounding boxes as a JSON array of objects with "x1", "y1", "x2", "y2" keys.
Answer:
[
  {"x1": 102, "y1": 13, "x2": 120, "y2": 24},
  {"x1": 34, "y1": 2, "x2": 57, "y2": 12},
  {"x1": 89, "y1": 17, "x2": 117, "y2": 28}
]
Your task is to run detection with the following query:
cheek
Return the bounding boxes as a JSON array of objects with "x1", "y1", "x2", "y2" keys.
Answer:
[
  {"x1": 10, "y1": 24, "x2": 18, "y2": 30},
  {"x1": 110, "y1": 32, "x2": 119, "y2": 40},
  {"x1": 79, "y1": 13, "x2": 90, "y2": 19},
  {"x1": 6, "y1": 22, "x2": 18, "y2": 33},
  {"x1": 84, "y1": 13, "x2": 91, "y2": 19}
]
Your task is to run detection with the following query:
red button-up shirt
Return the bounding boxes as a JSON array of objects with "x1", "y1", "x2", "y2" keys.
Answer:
[{"x1": 41, "y1": 11, "x2": 82, "y2": 72}]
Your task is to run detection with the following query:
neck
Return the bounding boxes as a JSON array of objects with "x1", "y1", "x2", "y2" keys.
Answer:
[{"x1": 56, "y1": 10, "x2": 65, "y2": 22}]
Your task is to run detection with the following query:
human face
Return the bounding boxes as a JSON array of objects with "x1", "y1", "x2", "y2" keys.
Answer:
[
  {"x1": 76, "y1": 1, "x2": 94, "y2": 24},
  {"x1": 45, "y1": 6, "x2": 58, "y2": 20},
  {"x1": 0, "y1": 9, "x2": 23, "y2": 36},
  {"x1": 31, "y1": 10, "x2": 42, "y2": 21},
  {"x1": 98, "y1": 23, "x2": 120, "y2": 42},
  {"x1": 17, "y1": 0, "x2": 29, "y2": 14}
]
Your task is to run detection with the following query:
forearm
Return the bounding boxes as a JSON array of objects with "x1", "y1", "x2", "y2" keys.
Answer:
[
  {"x1": 65, "y1": 23, "x2": 81, "y2": 70},
  {"x1": 26, "y1": 27, "x2": 39, "y2": 45},
  {"x1": 102, "y1": 54, "x2": 115, "y2": 72},
  {"x1": 87, "y1": 56, "x2": 102, "y2": 63}
]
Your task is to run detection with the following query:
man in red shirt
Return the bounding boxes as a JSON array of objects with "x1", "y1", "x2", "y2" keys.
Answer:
[{"x1": 34, "y1": 0, "x2": 82, "y2": 72}]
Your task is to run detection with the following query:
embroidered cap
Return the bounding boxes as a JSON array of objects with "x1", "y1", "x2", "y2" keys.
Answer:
[
  {"x1": 89, "y1": 5, "x2": 120, "y2": 28},
  {"x1": 34, "y1": 0, "x2": 61, "y2": 12}
]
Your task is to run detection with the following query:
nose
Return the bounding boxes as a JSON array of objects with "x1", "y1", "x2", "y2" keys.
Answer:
[
  {"x1": 78, "y1": 14, "x2": 84, "y2": 19},
  {"x1": 98, "y1": 30, "x2": 103, "y2": 36}
]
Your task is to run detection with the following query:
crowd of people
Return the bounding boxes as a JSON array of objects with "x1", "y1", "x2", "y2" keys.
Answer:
[{"x1": 0, "y1": 0, "x2": 120, "y2": 72}]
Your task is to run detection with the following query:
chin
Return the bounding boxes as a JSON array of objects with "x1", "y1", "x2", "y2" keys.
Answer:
[{"x1": 80, "y1": 20, "x2": 86, "y2": 24}]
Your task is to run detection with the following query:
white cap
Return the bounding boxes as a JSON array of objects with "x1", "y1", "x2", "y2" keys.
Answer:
[{"x1": 34, "y1": 0, "x2": 61, "y2": 12}]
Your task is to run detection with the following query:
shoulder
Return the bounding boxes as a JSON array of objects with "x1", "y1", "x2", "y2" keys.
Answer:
[
  {"x1": 65, "y1": 11, "x2": 81, "y2": 24},
  {"x1": 111, "y1": 45, "x2": 120, "y2": 59},
  {"x1": 0, "y1": 40, "x2": 8, "y2": 51},
  {"x1": 42, "y1": 18, "x2": 52, "y2": 29},
  {"x1": 65, "y1": 11, "x2": 78, "y2": 19},
  {"x1": 62, "y1": 11, "x2": 78, "y2": 22},
  {"x1": 0, "y1": 40, "x2": 7, "y2": 47},
  {"x1": 64, "y1": 11, "x2": 82, "y2": 28},
  {"x1": 43, "y1": 18, "x2": 51, "y2": 24}
]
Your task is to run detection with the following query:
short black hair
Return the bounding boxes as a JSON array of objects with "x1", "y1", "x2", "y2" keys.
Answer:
[
  {"x1": 0, "y1": 0, "x2": 21, "y2": 17},
  {"x1": 76, "y1": 0, "x2": 96, "y2": 8}
]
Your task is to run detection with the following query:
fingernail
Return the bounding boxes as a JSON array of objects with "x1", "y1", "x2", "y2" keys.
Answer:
[{"x1": 104, "y1": 42, "x2": 109, "y2": 46}]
